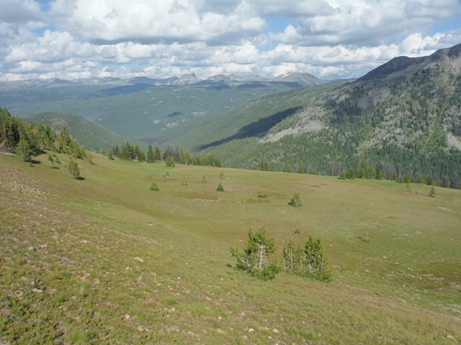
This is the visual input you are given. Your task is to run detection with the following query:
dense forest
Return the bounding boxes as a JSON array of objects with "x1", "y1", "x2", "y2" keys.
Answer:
[{"x1": 0, "y1": 107, "x2": 89, "y2": 162}]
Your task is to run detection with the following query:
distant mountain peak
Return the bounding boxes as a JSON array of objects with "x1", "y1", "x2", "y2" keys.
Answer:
[
  {"x1": 173, "y1": 73, "x2": 201, "y2": 85},
  {"x1": 272, "y1": 72, "x2": 322, "y2": 86}
]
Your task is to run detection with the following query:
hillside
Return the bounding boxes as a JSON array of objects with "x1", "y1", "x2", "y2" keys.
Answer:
[
  {"x1": 1, "y1": 153, "x2": 460, "y2": 344},
  {"x1": 174, "y1": 43, "x2": 461, "y2": 187},
  {"x1": 25, "y1": 112, "x2": 132, "y2": 152}
]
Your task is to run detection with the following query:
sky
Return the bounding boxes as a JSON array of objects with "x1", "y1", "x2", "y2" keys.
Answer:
[{"x1": 1, "y1": 0, "x2": 461, "y2": 81}]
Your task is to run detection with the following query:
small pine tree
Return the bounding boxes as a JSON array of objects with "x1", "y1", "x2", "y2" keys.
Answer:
[
  {"x1": 402, "y1": 172, "x2": 412, "y2": 184},
  {"x1": 68, "y1": 159, "x2": 80, "y2": 179},
  {"x1": 260, "y1": 159, "x2": 270, "y2": 171},
  {"x1": 288, "y1": 193, "x2": 302, "y2": 207},
  {"x1": 53, "y1": 153, "x2": 60, "y2": 164},
  {"x1": 47, "y1": 153, "x2": 54, "y2": 168},
  {"x1": 338, "y1": 170, "x2": 347, "y2": 180},
  {"x1": 230, "y1": 227, "x2": 279, "y2": 280},
  {"x1": 146, "y1": 144, "x2": 155, "y2": 163},
  {"x1": 303, "y1": 234, "x2": 331, "y2": 281},
  {"x1": 216, "y1": 182, "x2": 224, "y2": 191},
  {"x1": 429, "y1": 186, "x2": 436, "y2": 198},
  {"x1": 282, "y1": 239, "x2": 302, "y2": 274},
  {"x1": 165, "y1": 156, "x2": 175, "y2": 167},
  {"x1": 150, "y1": 182, "x2": 159, "y2": 191},
  {"x1": 181, "y1": 179, "x2": 188, "y2": 186},
  {"x1": 107, "y1": 150, "x2": 114, "y2": 160},
  {"x1": 201, "y1": 175, "x2": 207, "y2": 183},
  {"x1": 154, "y1": 146, "x2": 162, "y2": 161},
  {"x1": 16, "y1": 139, "x2": 33, "y2": 162}
]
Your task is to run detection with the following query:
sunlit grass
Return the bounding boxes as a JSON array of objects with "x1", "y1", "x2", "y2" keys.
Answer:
[{"x1": 1, "y1": 153, "x2": 460, "y2": 344}]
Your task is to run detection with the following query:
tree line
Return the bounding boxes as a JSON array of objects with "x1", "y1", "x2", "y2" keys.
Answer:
[{"x1": 110, "y1": 142, "x2": 222, "y2": 167}]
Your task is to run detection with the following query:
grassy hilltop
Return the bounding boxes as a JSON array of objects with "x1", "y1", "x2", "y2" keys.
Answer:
[{"x1": 1, "y1": 153, "x2": 460, "y2": 344}]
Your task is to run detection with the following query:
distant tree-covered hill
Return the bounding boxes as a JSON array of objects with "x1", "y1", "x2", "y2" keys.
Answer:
[{"x1": 25, "y1": 112, "x2": 133, "y2": 152}]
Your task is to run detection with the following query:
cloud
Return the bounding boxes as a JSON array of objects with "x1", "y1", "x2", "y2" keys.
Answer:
[
  {"x1": 1, "y1": 0, "x2": 461, "y2": 81},
  {"x1": 49, "y1": 0, "x2": 265, "y2": 45},
  {"x1": 269, "y1": 0, "x2": 461, "y2": 46},
  {"x1": 0, "y1": 0, "x2": 43, "y2": 23}
]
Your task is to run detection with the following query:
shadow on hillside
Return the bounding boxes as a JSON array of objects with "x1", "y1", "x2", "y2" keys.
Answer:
[{"x1": 196, "y1": 106, "x2": 302, "y2": 150}]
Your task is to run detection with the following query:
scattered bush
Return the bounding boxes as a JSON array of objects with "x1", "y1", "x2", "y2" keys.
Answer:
[
  {"x1": 150, "y1": 182, "x2": 160, "y2": 191},
  {"x1": 165, "y1": 156, "x2": 175, "y2": 167},
  {"x1": 67, "y1": 159, "x2": 80, "y2": 179},
  {"x1": 216, "y1": 182, "x2": 225, "y2": 192},
  {"x1": 429, "y1": 186, "x2": 436, "y2": 198},
  {"x1": 288, "y1": 193, "x2": 302, "y2": 207}
]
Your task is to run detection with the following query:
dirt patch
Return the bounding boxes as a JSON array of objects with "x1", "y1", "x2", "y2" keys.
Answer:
[
  {"x1": 446, "y1": 133, "x2": 461, "y2": 151},
  {"x1": 259, "y1": 120, "x2": 324, "y2": 143}
]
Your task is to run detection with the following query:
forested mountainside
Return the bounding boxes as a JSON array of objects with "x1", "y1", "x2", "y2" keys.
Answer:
[{"x1": 178, "y1": 43, "x2": 461, "y2": 188}]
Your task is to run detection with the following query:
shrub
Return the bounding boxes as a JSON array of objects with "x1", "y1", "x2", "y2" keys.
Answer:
[
  {"x1": 257, "y1": 192, "x2": 267, "y2": 198},
  {"x1": 150, "y1": 183, "x2": 160, "y2": 191},
  {"x1": 288, "y1": 193, "x2": 302, "y2": 207},
  {"x1": 216, "y1": 182, "x2": 224, "y2": 192},
  {"x1": 165, "y1": 156, "x2": 175, "y2": 167},
  {"x1": 67, "y1": 160, "x2": 80, "y2": 179},
  {"x1": 429, "y1": 186, "x2": 436, "y2": 198}
]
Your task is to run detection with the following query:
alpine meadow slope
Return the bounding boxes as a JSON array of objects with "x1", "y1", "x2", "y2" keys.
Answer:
[
  {"x1": 1, "y1": 152, "x2": 460, "y2": 344},
  {"x1": 177, "y1": 43, "x2": 461, "y2": 188}
]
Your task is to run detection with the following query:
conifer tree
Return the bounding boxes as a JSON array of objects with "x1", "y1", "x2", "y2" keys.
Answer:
[
  {"x1": 47, "y1": 153, "x2": 54, "y2": 168},
  {"x1": 154, "y1": 146, "x2": 162, "y2": 161},
  {"x1": 230, "y1": 227, "x2": 279, "y2": 280},
  {"x1": 260, "y1": 159, "x2": 270, "y2": 171},
  {"x1": 165, "y1": 156, "x2": 175, "y2": 167},
  {"x1": 146, "y1": 144, "x2": 155, "y2": 163},
  {"x1": 16, "y1": 139, "x2": 33, "y2": 162}
]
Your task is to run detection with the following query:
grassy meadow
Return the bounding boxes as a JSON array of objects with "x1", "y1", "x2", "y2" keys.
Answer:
[{"x1": 1, "y1": 153, "x2": 460, "y2": 344}]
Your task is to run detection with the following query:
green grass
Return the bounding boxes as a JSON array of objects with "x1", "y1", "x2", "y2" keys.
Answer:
[{"x1": 1, "y1": 153, "x2": 460, "y2": 344}]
